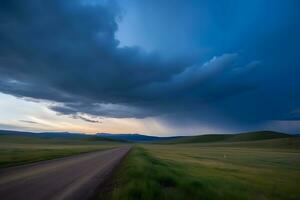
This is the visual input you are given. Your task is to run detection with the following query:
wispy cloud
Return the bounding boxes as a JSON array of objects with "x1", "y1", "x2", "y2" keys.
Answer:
[
  {"x1": 19, "y1": 120, "x2": 40, "y2": 124},
  {"x1": 72, "y1": 115, "x2": 102, "y2": 124}
]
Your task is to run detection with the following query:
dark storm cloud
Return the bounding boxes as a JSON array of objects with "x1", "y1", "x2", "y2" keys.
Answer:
[
  {"x1": 50, "y1": 102, "x2": 153, "y2": 118},
  {"x1": 117, "y1": 0, "x2": 300, "y2": 133},
  {"x1": 0, "y1": 0, "x2": 188, "y2": 113},
  {"x1": 0, "y1": 0, "x2": 253, "y2": 120},
  {"x1": 0, "y1": 0, "x2": 299, "y2": 133}
]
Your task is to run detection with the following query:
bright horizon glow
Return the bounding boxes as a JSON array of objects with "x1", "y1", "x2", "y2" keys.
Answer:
[
  {"x1": 0, "y1": 92, "x2": 299, "y2": 136},
  {"x1": 0, "y1": 93, "x2": 225, "y2": 136},
  {"x1": 0, "y1": 93, "x2": 176, "y2": 136}
]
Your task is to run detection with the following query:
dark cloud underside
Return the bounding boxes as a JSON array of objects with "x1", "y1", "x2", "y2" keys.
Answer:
[{"x1": 0, "y1": 0, "x2": 300, "y2": 133}]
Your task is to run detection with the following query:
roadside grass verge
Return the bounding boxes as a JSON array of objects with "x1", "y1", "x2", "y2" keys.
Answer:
[
  {"x1": 106, "y1": 146, "x2": 227, "y2": 200},
  {"x1": 105, "y1": 145, "x2": 300, "y2": 200}
]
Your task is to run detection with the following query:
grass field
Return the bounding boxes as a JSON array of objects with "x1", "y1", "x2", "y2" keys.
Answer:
[
  {"x1": 106, "y1": 138, "x2": 300, "y2": 200},
  {"x1": 0, "y1": 135, "x2": 123, "y2": 168},
  {"x1": 1, "y1": 131, "x2": 300, "y2": 199}
]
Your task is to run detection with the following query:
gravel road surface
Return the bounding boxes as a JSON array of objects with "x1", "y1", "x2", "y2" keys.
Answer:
[{"x1": 0, "y1": 146, "x2": 131, "y2": 200}]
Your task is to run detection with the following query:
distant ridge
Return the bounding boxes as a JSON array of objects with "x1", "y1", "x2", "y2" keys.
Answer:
[
  {"x1": 0, "y1": 129, "x2": 177, "y2": 142},
  {"x1": 0, "y1": 129, "x2": 126, "y2": 142},
  {"x1": 0, "y1": 129, "x2": 90, "y2": 139},
  {"x1": 0, "y1": 129, "x2": 295, "y2": 143},
  {"x1": 96, "y1": 133, "x2": 180, "y2": 142},
  {"x1": 161, "y1": 131, "x2": 293, "y2": 144}
]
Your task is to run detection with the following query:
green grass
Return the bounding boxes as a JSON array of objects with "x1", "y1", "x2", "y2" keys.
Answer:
[
  {"x1": 106, "y1": 142, "x2": 300, "y2": 200},
  {"x1": 0, "y1": 135, "x2": 123, "y2": 168}
]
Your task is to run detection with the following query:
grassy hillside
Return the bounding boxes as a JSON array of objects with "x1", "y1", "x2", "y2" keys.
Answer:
[
  {"x1": 0, "y1": 135, "x2": 123, "y2": 145},
  {"x1": 166, "y1": 134, "x2": 232, "y2": 144},
  {"x1": 226, "y1": 131, "x2": 292, "y2": 142},
  {"x1": 185, "y1": 137, "x2": 300, "y2": 150},
  {"x1": 103, "y1": 144, "x2": 300, "y2": 200},
  {"x1": 164, "y1": 131, "x2": 292, "y2": 144},
  {"x1": 0, "y1": 133, "x2": 125, "y2": 168}
]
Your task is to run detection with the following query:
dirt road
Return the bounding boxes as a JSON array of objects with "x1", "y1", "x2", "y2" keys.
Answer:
[{"x1": 0, "y1": 146, "x2": 131, "y2": 200}]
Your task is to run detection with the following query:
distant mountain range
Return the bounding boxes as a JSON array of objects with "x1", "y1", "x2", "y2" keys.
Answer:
[
  {"x1": 0, "y1": 129, "x2": 298, "y2": 143},
  {"x1": 0, "y1": 130, "x2": 179, "y2": 142},
  {"x1": 0, "y1": 129, "x2": 91, "y2": 139},
  {"x1": 96, "y1": 133, "x2": 180, "y2": 142}
]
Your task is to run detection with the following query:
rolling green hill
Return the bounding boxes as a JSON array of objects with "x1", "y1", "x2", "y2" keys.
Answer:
[{"x1": 163, "y1": 131, "x2": 293, "y2": 144}]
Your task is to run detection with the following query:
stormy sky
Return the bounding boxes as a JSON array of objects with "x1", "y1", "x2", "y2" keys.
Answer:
[{"x1": 0, "y1": 0, "x2": 300, "y2": 135}]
